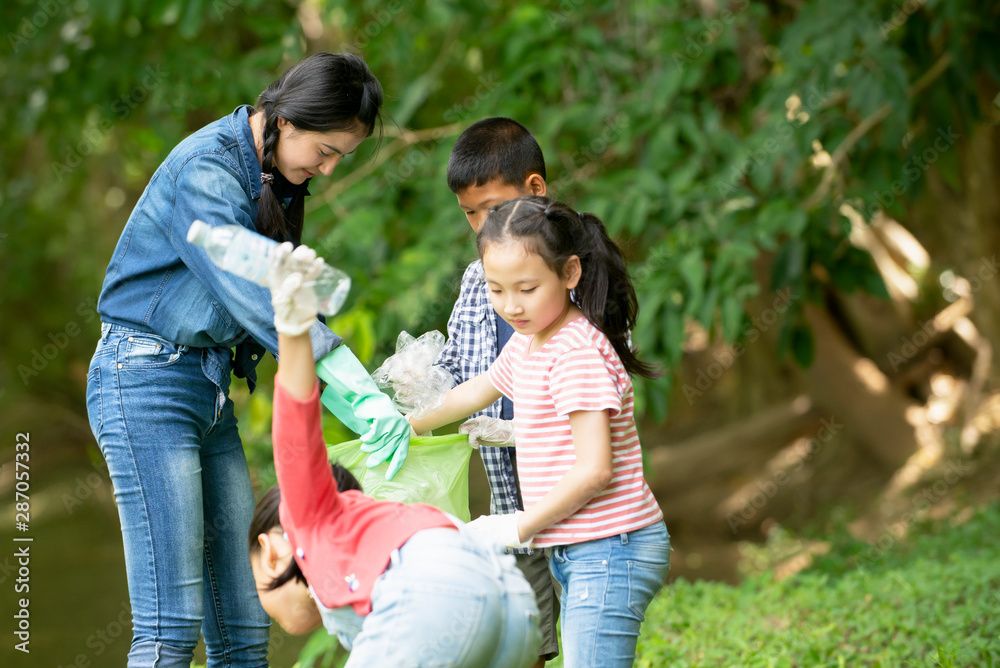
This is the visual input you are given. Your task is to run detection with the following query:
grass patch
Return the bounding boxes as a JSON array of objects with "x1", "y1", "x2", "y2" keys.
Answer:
[{"x1": 632, "y1": 503, "x2": 1000, "y2": 667}]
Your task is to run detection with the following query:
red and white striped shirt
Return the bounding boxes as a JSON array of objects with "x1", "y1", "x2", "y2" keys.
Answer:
[{"x1": 488, "y1": 317, "x2": 663, "y2": 548}]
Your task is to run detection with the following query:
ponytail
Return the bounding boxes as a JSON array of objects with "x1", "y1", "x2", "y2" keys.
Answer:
[
  {"x1": 253, "y1": 52, "x2": 384, "y2": 243},
  {"x1": 478, "y1": 196, "x2": 660, "y2": 379}
]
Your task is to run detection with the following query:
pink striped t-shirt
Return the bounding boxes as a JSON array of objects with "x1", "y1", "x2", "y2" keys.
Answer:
[{"x1": 488, "y1": 316, "x2": 663, "y2": 548}]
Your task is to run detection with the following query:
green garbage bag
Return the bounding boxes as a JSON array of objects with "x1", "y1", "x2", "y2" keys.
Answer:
[{"x1": 326, "y1": 434, "x2": 473, "y2": 522}]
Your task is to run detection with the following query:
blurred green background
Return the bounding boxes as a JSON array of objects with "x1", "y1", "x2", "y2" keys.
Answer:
[{"x1": 1, "y1": 0, "x2": 999, "y2": 665}]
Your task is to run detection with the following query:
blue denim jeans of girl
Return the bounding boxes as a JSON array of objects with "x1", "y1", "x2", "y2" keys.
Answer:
[
  {"x1": 549, "y1": 520, "x2": 670, "y2": 668},
  {"x1": 345, "y1": 527, "x2": 542, "y2": 668},
  {"x1": 86, "y1": 324, "x2": 269, "y2": 667}
]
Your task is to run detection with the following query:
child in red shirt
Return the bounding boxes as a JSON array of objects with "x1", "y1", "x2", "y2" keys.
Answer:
[{"x1": 248, "y1": 244, "x2": 541, "y2": 667}]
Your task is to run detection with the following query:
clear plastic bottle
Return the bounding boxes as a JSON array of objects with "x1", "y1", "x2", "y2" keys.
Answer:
[{"x1": 186, "y1": 219, "x2": 351, "y2": 315}]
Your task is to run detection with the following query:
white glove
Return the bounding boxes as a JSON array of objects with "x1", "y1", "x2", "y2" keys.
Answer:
[
  {"x1": 463, "y1": 511, "x2": 532, "y2": 549},
  {"x1": 459, "y1": 416, "x2": 515, "y2": 449},
  {"x1": 268, "y1": 242, "x2": 325, "y2": 336}
]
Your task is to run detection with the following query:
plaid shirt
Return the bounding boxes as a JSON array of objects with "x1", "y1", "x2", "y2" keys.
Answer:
[{"x1": 435, "y1": 260, "x2": 530, "y2": 552}]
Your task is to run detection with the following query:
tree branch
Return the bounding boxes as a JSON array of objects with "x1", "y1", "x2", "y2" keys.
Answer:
[
  {"x1": 306, "y1": 122, "x2": 467, "y2": 214},
  {"x1": 803, "y1": 52, "x2": 954, "y2": 210}
]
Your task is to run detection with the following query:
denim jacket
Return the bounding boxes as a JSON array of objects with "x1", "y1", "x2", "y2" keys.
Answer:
[{"x1": 97, "y1": 105, "x2": 342, "y2": 391}]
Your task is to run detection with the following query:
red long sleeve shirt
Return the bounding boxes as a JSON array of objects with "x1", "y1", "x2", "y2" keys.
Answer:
[{"x1": 272, "y1": 377, "x2": 456, "y2": 615}]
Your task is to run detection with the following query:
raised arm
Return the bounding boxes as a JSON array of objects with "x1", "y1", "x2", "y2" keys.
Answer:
[
  {"x1": 270, "y1": 245, "x2": 342, "y2": 527},
  {"x1": 276, "y1": 331, "x2": 317, "y2": 400}
]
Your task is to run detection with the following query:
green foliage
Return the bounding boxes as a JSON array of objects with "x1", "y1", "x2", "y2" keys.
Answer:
[
  {"x1": 628, "y1": 503, "x2": 1000, "y2": 667},
  {"x1": 4, "y1": 0, "x2": 998, "y2": 425},
  {"x1": 6, "y1": 3, "x2": 998, "y2": 666}
]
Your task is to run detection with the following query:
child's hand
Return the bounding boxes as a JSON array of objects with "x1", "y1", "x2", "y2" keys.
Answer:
[
  {"x1": 269, "y1": 242, "x2": 325, "y2": 336},
  {"x1": 463, "y1": 511, "x2": 532, "y2": 549},
  {"x1": 458, "y1": 417, "x2": 515, "y2": 448}
]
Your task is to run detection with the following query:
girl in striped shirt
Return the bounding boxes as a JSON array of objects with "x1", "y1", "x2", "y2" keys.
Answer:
[{"x1": 410, "y1": 195, "x2": 669, "y2": 667}]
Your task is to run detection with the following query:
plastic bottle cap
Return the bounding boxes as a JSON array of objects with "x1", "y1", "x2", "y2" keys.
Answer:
[{"x1": 186, "y1": 220, "x2": 209, "y2": 244}]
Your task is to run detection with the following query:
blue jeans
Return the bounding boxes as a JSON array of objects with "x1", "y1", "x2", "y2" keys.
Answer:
[
  {"x1": 345, "y1": 527, "x2": 542, "y2": 668},
  {"x1": 86, "y1": 324, "x2": 269, "y2": 667},
  {"x1": 549, "y1": 521, "x2": 670, "y2": 668}
]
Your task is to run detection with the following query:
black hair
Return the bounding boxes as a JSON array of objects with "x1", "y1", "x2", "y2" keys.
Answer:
[
  {"x1": 255, "y1": 52, "x2": 383, "y2": 242},
  {"x1": 248, "y1": 463, "x2": 363, "y2": 592},
  {"x1": 477, "y1": 195, "x2": 660, "y2": 379},
  {"x1": 446, "y1": 117, "x2": 546, "y2": 194}
]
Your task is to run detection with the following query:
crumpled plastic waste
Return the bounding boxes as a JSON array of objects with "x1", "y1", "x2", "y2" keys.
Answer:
[{"x1": 371, "y1": 330, "x2": 455, "y2": 419}]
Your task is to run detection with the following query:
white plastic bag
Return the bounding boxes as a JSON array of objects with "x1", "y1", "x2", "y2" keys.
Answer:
[{"x1": 371, "y1": 331, "x2": 455, "y2": 419}]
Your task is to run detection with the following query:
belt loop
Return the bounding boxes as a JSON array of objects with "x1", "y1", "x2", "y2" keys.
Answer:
[
  {"x1": 100, "y1": 322, "x2": 111, "y2": 343},
  {"x1": 621, "y1": 531, "x2": 629, "y2": 545}
]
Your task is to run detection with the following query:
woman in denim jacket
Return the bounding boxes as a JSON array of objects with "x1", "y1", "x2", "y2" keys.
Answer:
[{"x1": 85, "y1": 52, "x2": 410, "y2": 667}]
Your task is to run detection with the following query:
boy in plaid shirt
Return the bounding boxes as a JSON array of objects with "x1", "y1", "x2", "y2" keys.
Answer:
[{"x1": 435, "y1": 118, "x2": 559, "y2": 666}]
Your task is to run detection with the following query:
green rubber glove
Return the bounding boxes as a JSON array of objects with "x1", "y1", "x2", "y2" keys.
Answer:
[{"x1": 316, "y1": 346, "x2": 410, "y2": 480}]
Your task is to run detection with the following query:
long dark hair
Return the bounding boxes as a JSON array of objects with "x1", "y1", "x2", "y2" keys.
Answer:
[
  {"x1": 477, "y1": 195, "x2": 660, "y2": 379},
  {"x1": 248, "y1": 463, "x2": 362, "y2": 592},
  {"x1": 254, "y1": 52, "x2": 383, "y2": 242}
]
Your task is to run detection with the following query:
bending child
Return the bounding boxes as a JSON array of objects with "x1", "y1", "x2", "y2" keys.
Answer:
[
  {"x1": 410, "y1": 196, "x2": 670, "y2": 668},
  {"x1": 250, "y1": 244, "x2": 541, "y2": 667}
]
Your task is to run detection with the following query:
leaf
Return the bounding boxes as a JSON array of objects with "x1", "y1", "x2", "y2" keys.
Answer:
[
  {"x1": 721, "y1": 295, "x2": 744, "y2": 342},
  {"x1": 679, "y1": 248, "x2": 706, "y2": 296},
  {"x1": 791, "y1": 323, "x2": 815, "y2": 368},
  {"x1": 179, "y1": 0, "x2": 205, "y2": 39},
  {"x1": 771, "y1": 239, "x2": 806, "y2": 291},
  {"x1": 860, "y1": 266, "x2": 890, "y2": 300},
  {"x1": 829, "y1": 260, "x2": 859, "y2": 293},
  {"x1": 697, "y1": 285, "x2": 719, "y2": 329},
  {"x1": 664, "y1": 307, "x2": 685, "y2": 366}
]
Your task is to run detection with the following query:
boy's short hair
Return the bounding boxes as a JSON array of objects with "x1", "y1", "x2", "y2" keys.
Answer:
[{"x1": 446, "y1": 117, "x2": 546, "y2": 193}]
